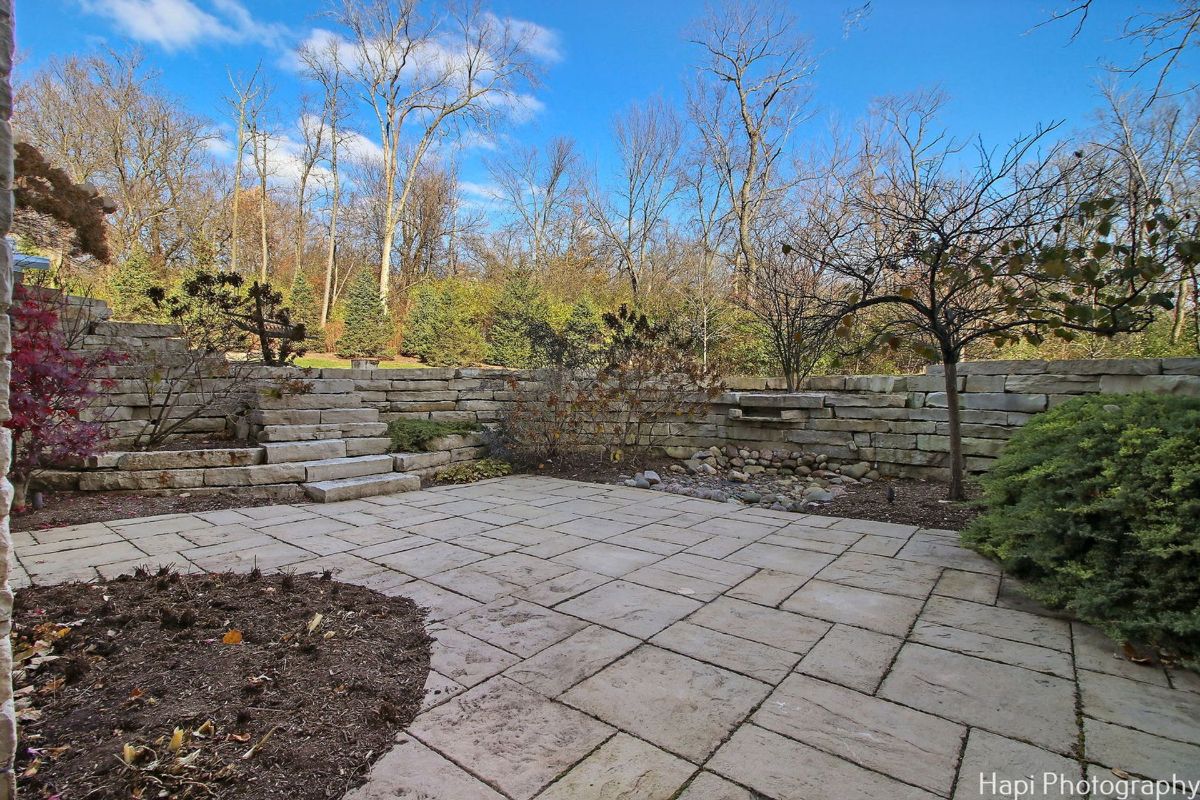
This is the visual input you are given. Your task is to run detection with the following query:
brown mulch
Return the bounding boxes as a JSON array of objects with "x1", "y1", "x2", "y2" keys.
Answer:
[
  {"x1": 12, "y1": 570, "x2": 432, "y2": 800},
  {"x1": 805, "y1": 478, "x2": 981, "y2": 530},
  {"x1": 532, "y1": 457, "x2": 981, "y2": 531},
  {"x1": 13, "y1": 492, "x2": 293, "y2": 534}
]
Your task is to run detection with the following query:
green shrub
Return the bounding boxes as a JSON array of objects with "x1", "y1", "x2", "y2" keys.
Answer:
[
  {"x1": 402, "y1": 281, "x2": 487, "y2": 366},
  {"x1": 486, "y1": 274, "x2": 550, "y2": 367},
  {"x1": 435, "y1": 458, "x2": 513, "y2": 484},
  {"x1": 335, "y1": 269, "x2": 394, "y2": 359},
  {"x1": 962, "y1": 393, "x2": 1200, "y2": 662},
  {"x1": 387, "y1": 419, "x2": 481, "y2": 452},
  {"x1": 109, "y1": 244, "x2": 161, "y2": 321},
  {"x1": 287, "y1": 268, "x2": 322, "y2": 347}
]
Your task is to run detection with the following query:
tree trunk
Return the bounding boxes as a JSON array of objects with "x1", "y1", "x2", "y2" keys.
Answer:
[
  {"x1": 942, "y1": 354, "x2": 965, "y2": 501},
  {"x1": 10, "y1": 473, "x2": 27, "y2": 512}
]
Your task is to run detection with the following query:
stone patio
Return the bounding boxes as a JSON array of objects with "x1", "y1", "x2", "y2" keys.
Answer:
[{"x1": 13, "y1": 476, "x2": 1200, "y2": 800}]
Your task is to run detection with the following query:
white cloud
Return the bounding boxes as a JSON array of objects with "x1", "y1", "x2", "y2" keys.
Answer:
[
  {"x1": 489, "y1": 14, "x2": 562, "y2": 63},
  {"x1": 80, "y1": 0, "x2": 286, "y2": 50}
]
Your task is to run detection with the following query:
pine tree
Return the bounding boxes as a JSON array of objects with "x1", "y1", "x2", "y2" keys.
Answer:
[
  {"x1": 402, "y1": 281, "x2": 487, "y2": 366},
  {"x1": 287, "y1": 268, "x2": 321, "y2": 347},
  {"x1": 109, "y1": 245, "x2": 160, "y2": 321},
  {"x1": 487, "y1": 274, "x2": 547, "y2": 367},
  {"x1": 335, "y1": 268, "x2": 394, "y2": 359},
  {"x1": 556, "y1": 297, "x2": 605, "y2": 368}
]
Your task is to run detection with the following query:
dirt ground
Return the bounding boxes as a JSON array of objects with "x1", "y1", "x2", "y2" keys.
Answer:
[
  {"x1": 532, "y1": 457, "x2": 981, "y2": 531},
  {"x1": 13, "y1": 491, "x2": 290, "y2": 533},
  {"x1": 12, "y1": 570, "x2": 432, "y2": 799}
]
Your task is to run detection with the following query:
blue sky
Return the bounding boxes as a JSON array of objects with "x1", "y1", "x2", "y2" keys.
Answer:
[{"x1": 14, "y1": 1, "x2": 1187, "y2": 200}]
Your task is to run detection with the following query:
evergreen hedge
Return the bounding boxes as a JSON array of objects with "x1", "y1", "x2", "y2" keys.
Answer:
[{"x1": 962, "y1": 393, "x2": 1200, "y2": 662}]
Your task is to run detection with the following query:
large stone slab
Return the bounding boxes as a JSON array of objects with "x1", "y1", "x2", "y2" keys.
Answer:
[
  {"x1": 726, "y1": 568, "x2": 810, "y2": 606},
  {"x1": 447, "y1": 597, "x2": 588, "y2": 657},
  {"x1": 118, "y1": 447, "x2": 263, "y2": 470},
  {"x1": 506, "y1": 624, "x2": 639, "y2": 697},
  {"x1": 262, "y1": 439, "x2": 347, "y2": 463},
  {"x1": 676, "y1": 773, "x2": 756, "y2": 800},
  {"x1": 563, "y1": 645, "x2": 770, "y2": 762},
  {"x1": 724, "y1": 542, "x2": 834, "y2": 578},
  {"x1": 797, "y1": 624, "x2": 902, "y2": 693},
  {"x1": 556, "y1": 580, "x2": 702, "y2": 638},
  {"x1": 708, "y1": 725, "x2": 940, "y2": 800},
  {"x1": 688, "y1": 596, "x2": 829, "y2": 653},
  {"x1": 651, "y1": 621, "x2": 798, "y2": 683},
  {"x1": 303, "y1": 472, "x2": 419, "y2": 502},
  {"x1": 372, "y1": 542, "x2": 487, "y2": 578},
  {"x1": 920, "y1": 595, "x2": 1072, "y2": 651},
  {"x1": 552, "y1": 542, "x2": 663, "y2": 577},
  {"x1": 782, "y1": 580, "x2": 923, "y2": 636},
  {"x1": 911, "y1": 621, "x2": 1073, "y2": 679},
  {"x1": 203, "y1": 463, "x2": 305, "y2": 487},
  {"x1": 1079, "y1": 670, "x2": 1200, "y2": 745},
  {"x1": 753, "y1": 673, "x2": 965, "y2": 795},
  {"x1": 409, "y1": 677, "x2": 612, "y2": 800},
  {"x1": 953, "y1": 729, "x2": 1082, "y2": 799},
  {"x1": 880, "y1": 643, "x2": 1077, "y2": 755},
  {"x1": 816, "y1": 551, "x2": 941, "y2": 598},
  {"x1": 533, "y1": 733, "x2": 694, "y2": 800},
  {"x1": 343, "y1": 735, "x2": 505, "y2": 799},
  {"x1": 1084, "y1": 717, "x2": 1200, "y2": 783}
]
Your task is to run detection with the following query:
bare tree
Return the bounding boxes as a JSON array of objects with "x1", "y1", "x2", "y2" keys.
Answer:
[
  {"x1": 16, "y1": 52, "x2": 217, "y2": 267},
  {"x1": 292, "y1": 96, "x2": 328, "y2": 284},
  {"x1": 1046, "y1": 0, "x2": 1200, "y2": 105},
  {"x1": 300, "y1": 34, "x2": 353, "y2": 328},
  {"x1": 689, "y1": 1, "x2": 813, "y2": 286},
  {"x1": 586, "y1": 98, "x2": 683, "y2": 301},
  {"x1": 226, "y1": 64, "x2": 266, "y2": 276},
  {"x1": 486, "y1": 136, "x2": 578, "y2": 267},
  {"x1": 332, "y1": 0, "x2": 539, "y2": 302},
  {"x1": 247, "y1": 79, "x2": 277, "y2": 282},
  {"x1": 798, "y1": 92, "x2": 1184, "y2": 499}
]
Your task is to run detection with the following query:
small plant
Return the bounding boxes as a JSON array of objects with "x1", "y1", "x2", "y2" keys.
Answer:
[
  {"x1": 5, "y1": 285, "x2": 124, "y2": 509},
  {"x1": 435, "y1": 458, "x2": 512, "y2": 484},
  {"x1": 580, "y1": 305, "x2": 723, "y2": 462},
  {"x1": 963, "y1": 394, "x2": 1200, "y2": 664},
  {"x1": 386, "y1": 419, "x2": 481, "y2": 452}
]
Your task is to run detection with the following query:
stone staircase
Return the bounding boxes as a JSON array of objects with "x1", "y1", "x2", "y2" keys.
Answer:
[{"x1": 249, "y1": 380, "x2": 419, "y2": 502}]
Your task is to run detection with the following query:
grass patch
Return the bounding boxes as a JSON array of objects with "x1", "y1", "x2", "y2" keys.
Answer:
[
  {"x1": 387, "y1": 419, "x2": 482, "y2": 452},
  {"x1": 435, "y1": 458, "x2": 513, "y2": 484},
  {"x1": 293, "y1": 353, "x2": 427, "y2": 370}
]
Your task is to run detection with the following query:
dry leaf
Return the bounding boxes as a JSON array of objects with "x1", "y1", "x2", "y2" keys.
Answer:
[
  {"x1": 121, "y1": 743, "x2": 139, "y2": 764},
  {"x1": 241, "y1": 725, "x2": 280, "y2": 759},
  {"x1": 168, "y1": 727, "x2": 184, "y2": 753},
  {"x1": 194, "y1": 719, "x2": 215, "y2": 738},
  {"x1": 222, "y1": 630, "x2": 243, "y2": 645},
  {"x1": 306, "y1": 613, "x2": 323, "y2": 634},
  {"x1": 1112, "y1": 767, "x2": 1132, "y2": 780}
]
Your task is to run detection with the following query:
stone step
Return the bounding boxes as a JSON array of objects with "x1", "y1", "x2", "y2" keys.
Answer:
[
  {"x1": 301, "y1": 454, "x2": 394, "y2": 482},
  {"x1": 262, "y1": 439, "x2": 347, "y2": 463},
  {"x1": 346, "y1": 437, "x2": 392, "y2": 457},
  {"x1": 250, "y1": 408, "x2": 380, "y2": 427},
  {"x1": 256, "y1": 393, "x2": 363, "y2": 411},
  {"x1": 257, "y1": 422, "x2": 388, "y2": 442},
  {"x1": 302, "y1": 472, "x2": 420, "y2": 503}
]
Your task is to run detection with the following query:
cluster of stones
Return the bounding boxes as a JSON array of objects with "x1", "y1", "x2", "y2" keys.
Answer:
[{"x1": 623, "y1": 445, "x2": 878, "y2": 513}]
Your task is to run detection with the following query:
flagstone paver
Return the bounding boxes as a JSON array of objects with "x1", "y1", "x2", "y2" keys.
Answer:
[{"x1": 16, "y1": 475, "x2": 1200, "y2": 800}]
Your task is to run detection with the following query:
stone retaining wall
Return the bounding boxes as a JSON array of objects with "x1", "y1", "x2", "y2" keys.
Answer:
[{"x1": 64, "y1": 314, "x2": 1200, "y2": 483}]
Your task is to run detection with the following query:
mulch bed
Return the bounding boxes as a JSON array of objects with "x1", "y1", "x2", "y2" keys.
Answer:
[
  {"x1": 533, "y1": 457, "x2": 981, "y2": 531},
  {"x1": 12, "y1": 492, "x2": 291, "y2": 534},
  {"x1": 805, "y1": 478, "x2": 981, "y2": 530},
  {"x1": 12, "y1": 570, "x2": 432, "y2": 799}
]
